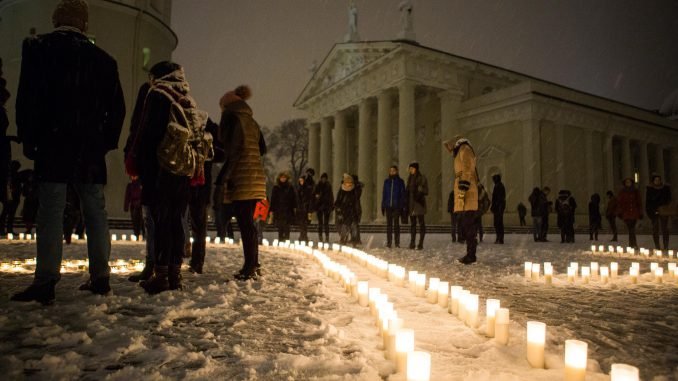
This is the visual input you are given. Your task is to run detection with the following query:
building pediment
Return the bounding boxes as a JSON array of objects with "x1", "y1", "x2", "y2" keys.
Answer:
[{"x1": 294, "y1": 42, "x2": 399, "y2": 108}]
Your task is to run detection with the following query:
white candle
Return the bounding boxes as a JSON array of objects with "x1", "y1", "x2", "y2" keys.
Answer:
[
  {"x1": 655, "y1": 267, "x2": 664, "y2": 283},
  {"x1": 651, "y1": 262, "x2": 658, "y2": 273},
  {"x1": 415, "y1": 273, "x2": 427, "y2": 297},
  {"x1": 486, "y1": 299, "x2": 500, "y2": 337},
  {"x1": 437, "y1": 281, "x2": 449, "y2": 308},
  {"x1": 567, "y1": 267, "x2": 575, "y2": 283},
  {"x1": 495, "y1": 308, "x2": 509, "y2": 345},
  {"x1": 669, "y1": 250, "x2": 674, "y2": 258},
  {"x1": 590, "y1": 245, "x2": 596, "y2": 252},
  {"x1": 406, "y1": 351, "x2": 431, "y2": 381},
  {"x1": 611, "y1": 262, "x2": 619, "y2": 277},
  {"x1": 111, "y1": 234, "x2": 117, "y2": 241},
  {"x1": 408, "y1": 271, "x2": 418, "y2": 289},
  {"x1": 368, "y1": 287, "x2": 381, "y2": 312},
  {"x1": 600, "y1": 266, "x2": 609, "y2": 284},
  {"x1": 570, "y1": 262, "x2": 579, "y2": 273},
  {"x1": 610, "y1": 363, "x2": 639, "y2": 381},
  {"x1": 19, "y1": 233, "x2": 25, "y2": 240},
  {"x1": 607, "y1": 245, "x2": 614, "y2": 253},
  {"x1": 27, "y1": 234, "x2": 33, "y2": 240},
  {"x1": 531, "y1": 263, "x2": 540, "y2": 281},
  {"x1": 526, "y1": 321, "x2": 546, "y2": 368},
  {"x1": 205, "y1": 236, "x2": 211, "y2": 243},
  {"x1": 385, "y1": 317, "x2": 404, "y2": 360},
  {"x1": 358, "y1": 280, "x2": 369, "y2": 307},
  {"x1": 465, "y1": 294, "x2": 479, "y2": 328},
  {"x1": 395, "y1": 328, "x2": 415, "y2": 374},
  {"x1": 374, "y1": 294, "x2": 388, "y2": 319},
  {"x1": 598, "y1": 245, "x2": 604, "y2": 252},
  {"x1": 131, "y1": 234, "x2": 137, "y2": 242},
  {"x1": 450, "y1": 286, "x2": 463, "y2": 315},
  {"x1": 458, "y1": 290, "x2": 470, "y2": 322},
  {"x1": 427, "y1": 278, "x2": 440, "y2": 304},
  {"x1": 7, "y1": 233, "x2": 13, "y2": 240},
  {"x1": 581, "y1": 266, "x2": 590, "y2": 284},
  {"x1": 524, "y1": 261, "x2": 532, "y2": 279},
  {"x1": 564, "y1": 339, "x2": 588, "y2": 381},
  {"x1": 544, "y1": 265, "x2": 553, "y2": 285},
  {"x1": 629, "y1": 267, "x2": 639, "y2": 284},
  {"x1": 122, "y1": 234, "x2": 127, "y2": 241},
  {"x1": 656, "y1": 250, "x2": 663, "y2": 257},
  {"x1": 668, "y1": 263, "x2": 676, "y2": 280},
  {"x1": 590, "y1": 262, "x2": 599, "y2": 278}
]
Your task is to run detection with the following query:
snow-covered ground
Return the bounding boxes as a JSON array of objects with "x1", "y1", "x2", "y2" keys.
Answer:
[{"x1": 0, "y1": 231, "x2": 676, "y2": 380}]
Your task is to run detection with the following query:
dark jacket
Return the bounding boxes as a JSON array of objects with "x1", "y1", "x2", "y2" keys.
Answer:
[
  {"x1": 517, "y1": 202, "x2": 527, "y2": 217},
  {"x1": 382, "y1": 175, "x2": 406, "y2": 211},
  {"x1": 645, "y1": 184, "x2": 671, "y2": 216},
  {"x1": 605, "y1": 196, "x2": 618, "y2": 218},
  {"x1": 270, "y1": 175, "x2": 297, "y2": 223},
  {"x1": 528, "y1": 189, "x2": 547, "y2": 217},
  {"x1": 16, "y1": 29, "x2": 125, "y2": 184},
  {"x1": 617, "y1": 181, "x2": 642, "y2": 221},
  {"x1": 296, "y1": 181, "x2": 314, "y2": 215},
  {"x1": 313, "y1": 180, "x2": 334, "y2": 212},
  {"x1": 335, "y1": 184, "x2": 361, "y2": 225},
  {"x1": 490, "y1": 174, "x2": 506, "y2": 214},
  {"x1": 123, "y1": 82, "x2": 151, "y2": 157},
  {"x1": 406, "y1": 171, "x2": 428, "y2": 216},
  {"x1": 588, "y1": 194, "x2": 602, "y2": 225},
  {"x1": 555, "y1": 190, "x2": 577, "y2": 227}
]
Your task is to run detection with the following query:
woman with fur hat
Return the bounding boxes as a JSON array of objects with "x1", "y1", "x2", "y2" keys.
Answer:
[
  {"x1": 269, "y1": 172, "x2": 297, "y2": 242},
  {"x1": 218, "y1": 85, "x2": 267, "y2": 280},
  {"x1": 616, "y1": 177, "x2": 642, "y2": 249},
  {"x1": 335, "y1": 173, "x2": 361, "y2": 246},
  {"x1": 645, "y1": 174, "x2": 672, "y2": 250}
]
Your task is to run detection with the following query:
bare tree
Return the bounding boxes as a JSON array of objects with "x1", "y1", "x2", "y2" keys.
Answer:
[{"x1": 265, "y1": 118, "x2": 308, "y2": 181}]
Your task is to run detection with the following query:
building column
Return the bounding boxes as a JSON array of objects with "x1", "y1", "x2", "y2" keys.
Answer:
[
  {"x1": 603, "y1": 133, "x2": 615, "y2": 192},
  {"x1": 639, "y1": 140, "x2": 649, "y2": 201},
  {"x1": 584, "y1": 130, "x2": 595, "y2": 197},
  {"x1": 555, "y1": 123, "x2": 565, "y2": 191},
  {"x1": 398, "y1": 80, "x2": 416, "y2": 169},
  {"x1": 522, "y1": 119, "x2": 542, "y2": 195},
  {"x1": 654, "y1": 144, "x2": 665, "y2": 180},
  {"x1": 320, "y1": 117, "x2": 333, "y2": 183},
  {"x1": 439, "y1": 90, "x2": 463, "y2": 220},
  {"x1": 358, "y1": 98, "x2": 373, "y2": 221},
  {"x1": 376, "y1": 90, "x2": 394, "y2": 222},
  {"x1": 308, "y1": 122, "x2": 320, "y2": 175},
  {"x1": 333, "y1": 110, "x2": 348, "y2": 188},
  {"x1": 620, "y1": 136, "x2": 632, "y2": 181}
]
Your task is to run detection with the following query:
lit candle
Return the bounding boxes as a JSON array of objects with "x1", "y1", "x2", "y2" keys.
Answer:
[
  {"x1": 669, "y1": 250, "x2": 674, "y2": 258},
  {"x1": 395, "y1": 328, "x2": 415, "y2": 374},
  {"x1": 368, "y1": 287, "x2": 381, "y2": 312},
  {"x1": 616, "y1": 246, "x2": 624, "y2": 254},
  {"x1": 598, "y1": 245, "x2": 604, "y2": 252},
  {"x1": 437, "y1": 281, "x2": 449, "y2": 308},
  {"x1": 656, "y1": 250, "x2": 663, "y2": 258},
  {"x1": 570, "y1": 262, "x2": 579, "y2": 273},
  {"x1": 466, "y1": 294, "x2": 479, "y2": 328},
  {"x1": 19, "y1": 233, "x2": 25, "y2": 240},
  {"x1": 629, "y1": 267, "x2": 639, "y2": 284},
  {"x1": 564, "y1": 339, "x2": 587, "y2": 381},
  {"x1": 611, "y1": 262, "x2": 619, "y2": 277},
  {"x1": 406, "y1": 351, "x2": 431, "y2": 381},
  {"x1": 591, "y1": 245, "x2": 596, "y2": 252},
  {"x1": 131, "y1": 234, "x2": 137, "y2": 242},
  {"x1": 450, "y1": 286, "x2": 463, "y2": 315},
  {"x1": 581, "y1": 266, "x2": 590, "y2": 284},
  {"x1": 600, "y1": 266, "x2": 609, "y2": 284},
  {"x1": 205, "y1": 236, "x2": 211, "y2": 244},
  {"x1": 668, "y1": 263, "x2": 676, "y2": 280},
  {"x1": 385, "y1": 317, "x2": 404, "y2": 360},
  {"x1": 526, "y1": 321, "x2": 546, "y2": 368},
  {"x1": 111, "y1": 234, "x2": 117, "y2": 241},
  {"x1": 495, "y1": 308, "x2": 509, "y2": 345},
  {"x1": 408, "y1": 270, "x2": 418, "y2": 289},
  {"x1": 486, "y1": 299, "x2": 500, "y2": 337},
  {"x1": 415, "y1": 273, "x2": 426, "y2": 297},
  {"x1": 610, "y1": 363, "x2": 639, "y2": 381},
  {"x1": 122, "y1": 234, "x2": 127, "y2": 241},
  {"x1": 427, "y1": 278, "x2": 440, "y2": 304},
  {"x1": 524, "y1": 261, "x2": 532, "y2": 279},
  {"x1": 590, "y1": 262, "x2": 599, "y2": 278},
  {"x1": 651, "y1": 262, "x2": 658, "y2": 273},
  {"x1": 608, "y1": 245, "x2": 614, "y2": 253},
  {"x1": 7, "y1": 233, "x2": 13, "y2": 240},
  {"x1": 358, "y1": 280, "x2": 368, "y2": 307},
  {"x1": 531, "y1": 263, "x2": 540, "y2": 281},
  {"x1": 458, "y1": 290, "x2": 470, "y2": 322},
  {"x1": 567, "y1": 267, "x2": 575, "y2": 283},
  {"x1": 544, "y1": 265, "x2": 553, "y2": 285},
  {"x1": 655, "y1": 267, "x2": 664, "y2": 283}
]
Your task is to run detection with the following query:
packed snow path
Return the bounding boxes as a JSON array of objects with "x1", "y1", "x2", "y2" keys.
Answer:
[{"x1": 0, "y1": 232, "x2": 676, "y2": 380}]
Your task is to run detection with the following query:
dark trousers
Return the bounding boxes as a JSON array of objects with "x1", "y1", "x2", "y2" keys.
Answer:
[
  {"x1": 624, "y1": 219, "x2": 638, "y2": 249},
  {"x1": 233, "y1": 200, "x2": 259, "y2": 272},
  {"x1": 650, "y1": 214, "x2": 670, "y2": 250},
  {"x1": 317, "y1": 210, "x2": 331, "y2": 241},
  {"x1": 607, "y1": 216, "x2": 618, "y2": 240},
  {"x1": 1, "y1": 199, "x2": 19, "y2": 233},
  {"x1": 409, "y1": 215, "x2": 426, "y2": 247},
  {"x1": 151, "y1": 172, "x2": 190, "y2": 267},
  {"x1": 189, "y1": 188, "x2": 209, "y2": 270},
  {"x1": 130, "y1": 205, "x2": 144, "y2": 236},
  {"x1": 493, "y1": 212, "x2": 504, "y2": 242},
  {"x1": 276, "y1": 219, "x2": 291, "y2": 241},
  {"x1": 386, "y1": 208, "x2": 400, "y2": 246},
  {"x1": 298, "y1": 213, "x2": 308, "y2": 242},
  {"x1": 218, "y1": 203, "x2": 235, "y2": 239},
  {"x1": 589, "y1": 220, "x2": 600, "y2": 241},
  {"x1": 540, "y1": 214, "x2": 549, "y2": 240},
  {"x1": 457, "y1": 211, "x2": 479, "y2": 258},
  {"x1": 450, "y1": 213, "x2": 459, "y2": 242},
  {"x1": 519, "y1": 216, "x2": 526, "y2": 226}
]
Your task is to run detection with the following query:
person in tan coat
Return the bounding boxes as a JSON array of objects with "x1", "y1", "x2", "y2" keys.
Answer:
[
  {"x1": 218, "y1": 85, "x2": 267, "y2": 280},
  {"x1": 445, "y1": 136, "x2": 479, "y2": 264}
]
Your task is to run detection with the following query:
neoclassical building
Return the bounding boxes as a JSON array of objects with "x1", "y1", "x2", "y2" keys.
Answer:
[
  {"x1": 295, "y1": 40, "x2": 678, "y2": 224},
  {"x1": 0, "y1": 0, "x2": 176, "y2": 218}
]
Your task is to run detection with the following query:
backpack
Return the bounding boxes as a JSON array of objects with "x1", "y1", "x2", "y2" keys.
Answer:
[
  {"x1": 155, "y1": 86, "x2": 214, "y2": 181},
  {"x1": 477, "y1": 183, "x2": 491, "y2": 215},
  {"x1": 560, "y1": 197, "x2": 573, "y2": 216}
]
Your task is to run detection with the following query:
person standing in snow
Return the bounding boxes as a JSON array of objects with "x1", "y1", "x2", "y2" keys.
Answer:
[
  {"x1": 616, "y1": 177, "x2": 642, "y2": 249},
  {"x1": 295, "y1": 175, "x2": 313, "y2": 243},
  {"x1": 12, "y1": 0, "x2": 125, "y2": 305},
  {"x1": 555, "y1": 189, "x2": 576, "y2": 243},
  {"x1": 313, "y1": 173, "x2": 334, "y2": 243},
  {"x1": 382, "y1": 166, "x2": 406, "y2": 248},
  {"x1": 588, "y1": 193, "x2": 602, "y2": 241},
  {"x1": 645, "y1": 174, "x2": 672, "y2": 250},
  {"x1": 490, "y1": 174, "x2": 506, "y2": 244},
  {"x1": 605, "y1": 190, "x2": 618, "y2": 242},
  {"x1": 445, "y1": 136, "x2": 479, "y2": 264},
  {"x1": 528, "y1": 187, "x2": 544, "y2": 242},
  {"x1": 406, "y1": 162, "x2": 428, "y2": 250},
  {"x1": 270, "y1": 172, "x2": 296, "y2": 242},
  {"x1": 335, "y1": 173, "x2": 361, "y2": 246},
  {"x1": 517, "y1": 202, "x2": 527, "y2": 226}
]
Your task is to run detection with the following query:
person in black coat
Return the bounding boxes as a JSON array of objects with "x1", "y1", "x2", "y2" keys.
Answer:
[
  {"x1": 528, "y1": 187, "x2": 545, "y2": 242},
  {"x1": 335, "y1": 173, "x2": 361, "y2": 246},
  {"x1": 555, "y1": 189, "x2": 577, "y2": 243},
  {"x1": 296, "y1": 175, "x2": 313, "y2": 242},
  {"x1": 646, "y1": 174, "x2": 672, "y2": 250},
  {"x1": 270, "y1": 172, "x2": 296, "y2": 241},
  {"x1": 382, "y1": 166, "x2": 406, "y2": 248},
  {"x1": 313, "y1": 172, "x2": 334, "y2": 242},
  {"x1": 12, "y1": 0, "x2": 125, "y2": 305},
  {"x1": 490, "y1": 174, "x2": 506, "y2": 244},
  {"x1": 588, "y1": 193, "x2": 602, "y2": 241},
  {"x1": 406, "y1": 162, "x2": 428, "y2": 250}
]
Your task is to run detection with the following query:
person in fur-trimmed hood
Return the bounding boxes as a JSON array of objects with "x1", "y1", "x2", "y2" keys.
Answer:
[
  {"x1": 218, "y1": 84, "x2": 267, "y2": 280},
  {"x1": 616, "y1": 177, "x2": 642, "y2": 249},
  {"x1": 444, "y1": 136, "x2": 479, "y2": 264}
]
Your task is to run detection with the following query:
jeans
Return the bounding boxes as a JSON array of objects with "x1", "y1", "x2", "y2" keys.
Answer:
[
  {"x1": 409, "y1": 215, "x2": 426, "y2": 247},
  {"x1": 532, "y1": 216, "x2": 543, "y2": 241},
  {"x1": 233, "y1": 200, "x2": 259, "y2": 271},
  {"x1": 385, "y1": 208, "x2": 400, "y2": 246},
  {"x1": 493, "y1": 212, "x2": 504, "y2": 242},
  {"x1": 35, "y1": 182, "x2": 111, "y2": 283}
]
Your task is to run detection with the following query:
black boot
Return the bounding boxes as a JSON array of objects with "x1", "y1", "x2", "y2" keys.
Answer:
[
  {"x1": 11, "y1": 281, "x2": 56, "y2": 305},
  {"x1": 140, "y1": 265, "x2": 170, "y2": 294},
  {"x1": 79, "y1": 276, "x2": 111, "y2": 295},
  {"x1": 169, "y1": 265, "x2": 182, "y2": 290},
  {"x1": 457, "y1": 255, "x2": 477, "y2": 265},
  {"x1": 128, "y1": 264, "x2": 153, "y2": 282}
]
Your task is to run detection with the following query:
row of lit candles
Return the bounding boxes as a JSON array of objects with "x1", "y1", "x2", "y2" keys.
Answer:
[
  {"x1": 310, "y1": 244, "x2": 641, "y2": 381},
  {"x1": 525, "y1": 261, "x2": 678, "y2": 285},
  {"x1": 0, "y1": 258, "x2": 146, "y2": 274},
  {"x1": 590, "y1": 244, "x2": 674, "y2": 258}
]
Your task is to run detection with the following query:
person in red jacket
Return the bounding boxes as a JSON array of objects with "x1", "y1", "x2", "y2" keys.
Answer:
[
  {"x1": 616, "y1": 177, "x2": 643, "y2": 249},
  {"x1": 253, "y1": 197, "x2": 269, "y2": 245}
]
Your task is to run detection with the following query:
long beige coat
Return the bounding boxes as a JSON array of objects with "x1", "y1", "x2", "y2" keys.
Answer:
[{"x1": 453, "y1": 143, "x2": 478, "y2": 212}]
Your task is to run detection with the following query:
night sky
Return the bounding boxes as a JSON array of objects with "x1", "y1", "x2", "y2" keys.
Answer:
[{"x1": 171, "y1": 0, "x2": 678, "y2": 129}]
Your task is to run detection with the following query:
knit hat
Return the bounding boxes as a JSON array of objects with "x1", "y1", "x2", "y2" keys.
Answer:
[
  {"x1": 52, "y1": 0, "x2": 89, "y2": 32},
  {"x1": 219, "y1": 85, "x2": 252, "y2": 111},
  {"x1": 408, "y1": 162, "x2": 419, "y2": 170}
]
